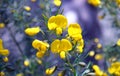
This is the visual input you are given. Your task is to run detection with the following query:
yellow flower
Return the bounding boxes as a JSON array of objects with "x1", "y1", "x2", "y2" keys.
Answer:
[
  {"x1": 32, "y1": 39, "x2": 48, "y2": 51},
  {"x1": 116, "y1": 0, "x2": 120, "y2": 6},
  {"x1": 48, "y1": 15, "x2": 67, "y2": 34},
  {"x1": 95, "y1": 54, "x2": 103, "y2": 60},
  {"x1": 51, "y1": 39, "x2": 72, "y2": 53},
  {"x1": 77, "y1": 39, "x2": 84, "y2": 53},
  {"x1": 88, "y1": 0, "x2": 101, "y2": 7},
  {"x1": 93, "y1": 65, "x2": 107, "y2": 76},
  {"x1": 108, "y1": 62, "x2": 120, "y2": 76},
  {"x1": 0, "y1": 71, "x2": 5, "y2": 76},
  {"x1": 24, "y1": 27, "x2": 40, "y2": 36},
  {"x1": 24, "y1": 59, "x2": 30, "y2": 67},
  {"x1": 24, "y1": 6, "x2": 31, "y2": 11},
  {"x1": 117, "y1": 39, "x2": 120, "y2": 46},
  {"x1": 68, "y1": 23, "x2": 82, "y2": 41},
  {"x1": 0, "y1": 49, "x2": 9, "y2": 56},
  {"x1": 3, "y1": 57, "x2": 9, "y2": 62},
  {"x1": 0, "y1": 23, "x2": 5, "y2": 28},
  {"x1": 16, "y1": 73, "x2": 24, "y2": 76},
  {"x1": 0, "y1": 39, "x2": 4, "y2": 49},
  {"x1": 97, "y1": 43, "x2": 102, "y2": 49},
  {"x1": 36, "y1": 51, "x2": 45, "y2": 58},
  {"x1": 60, "y1": 51, "x2": 66, "y2": 59},
  {"x1": 53, "y1": 0, "x2": 61, "y2": 6},
  {"x1": 45, "y1": 66, "x2": 56, "y2": 75}
]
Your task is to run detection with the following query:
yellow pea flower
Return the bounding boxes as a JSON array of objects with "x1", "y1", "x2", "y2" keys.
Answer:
[
  {"x1": 93, "y1": 65, "x2": 107, "y2": 76},
  {"x1": 48, "y1": 15, "x2": 67, "y2": 34},
  {"x1": 45, "y1": 66, "x2": 56, "y2": 75},
  {"x1": 3, "y1": 57, "x2": 8, "y2": 62},
  {"x1": 32, "y1": 39, "x2": 48, "y2": 51},
  {"x1": 88, "y1": 0, "x2": 101, "y2": 7},
  {"x1": 60, "y1": 51, "x2": 66, "y2": 59},
  {"x1": 68, "y1": 23, "x2": 82, "y2": 41},
  {"x1": 24, "y1": 6, "x2": 31, "y2": 11},
  {"x1": 51, "y1": 39, "x2": 72, "y2": 53},
  {"x1": 117, "y1": 38, "x2": 120, "y2": 46},
  {"x1": 24, "y1": 59, "x2": 30, "y2": 67},
  {"x1": 53, "y1": 0, "x2": 61, "y2": 6},
  {"x1": 108, "y1": 62, "x2": 120, "y2": 76},
  {"x1": 24, "y1": 27, "x2": 40, "y2": 36},
  {"x1": 0, "y1": 23, "x2": 5, "y2": 28},
  {"x1": 0, "y1": 49, "x2": 9, "y2": 56}
]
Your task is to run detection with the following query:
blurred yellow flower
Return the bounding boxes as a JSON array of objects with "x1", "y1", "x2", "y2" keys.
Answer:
[
  {"x1": 51, "y1": 39, "x2": 72, "y2": 53},
  {"x1": 24, "y1": 6, "x2": 31, "y2": 11},
  {"x1": 93, "y1": 65, "x2": 107, "y2": 76},
  {"x1": 24, "y1": 59, "x2": 30, "y2": 67},
  {"x1": 31, "y1": 0, "x2": 36, "y2": 2},
  {"x1": 0, "y1": 39, "x2": 4, "y2": 49},
  {"x1": 0, "y1": 49, "x2": 9, "y2": 56},
  {"x1": 117, "y1": 39, "x2": 120, "y2": 46},
  {"x1": 0, "y1": 39, "x2": 10, "y2": 56},
  {"x1": 88, "y1": 0, "x2": 101, "y2": 7},
  {"x1": 108, "y1": 62, "x2": 120, "y2": 76},
  {"x1": 53, "y1": 0, "x2": 61, "y2": 6},
  {"x1": 89, "y1": 51, "x2": 95, "y2": 57},
  {"x1": 32, "y1": 39, "x2": 48, "y2": 51},
  {"x1": 24, "y1": 27, "x2": 40, "y2": 36},
  {"x1": 45, "y1": 66, "x2": 56, "y2": 75},
  {"x1": 0, "y1": 71, "x2": 5, "y2": 76},
  {"x1": 16, "y1": 73, "x2": 24, "y2": 76},
  {"x1": 0, "y1": 23, "x2": 5, "y2": 28},
  {"x1": 94, "y1": 38, "x2": 99, "y2": 43},
  {"x1": 116, "y1": 0, "x2": 120, "y2": 6},
  {"x1": 60, "y1": 51, "x2": 66, "y2": 59},
  {"x1": 68, "y1": 23, "x2": 82, "y2": 41},
  {"x1": 95, "y1": 54, "x2": 103, "y2": 60},
  {"x1": 97, "y1": 43, "x2": 102, "y2": 49},
  {"x1": 3, "y1": 57, "x2": 9, "y2": 62},
  {"x1": 48, "y1": 15, "x2": 67, "y2": 35}
]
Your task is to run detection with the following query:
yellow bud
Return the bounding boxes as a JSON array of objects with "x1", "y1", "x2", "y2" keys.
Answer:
[
  {"x1": 3, "y1": 57, "x2": 8, "y2": 62},
  {"x1": 117, "y1": 39, "x2": 120, "y2": 46},
  {"x1": 97, "y1": 43, "x2": 102, "y2": 49},
  {"x1": 53, "y1": 0, "x2": 61, "y2": 6},
  {"x1": 60, "y1": 51, "x2": 66, "y2": 59},
  {"x1": 94, "y1": 38, "x2": 99, "y2": 43},
  {"x1": 0, "y1": 23, "x2": 5, "y2": 28},
  {"x1": 58, "y1": 71, "x2": 64, "y2": 76},
  {"x1": 24, "y1": 6, "x2": 31, "y2": 11},
  {"x1": 24, "y1": 59, "x2": 30, "y2": 67},
  {"x1": 95, "y1": 54, "x2": 103, "y2": 60},
  {"x1": 89, "y1": 51, "x2": 95, "y2": 57},
  {"x1": 36, "y1": 58, "x2": 42, "y2": 64},
  {"x1": 45, "y1": 66, "x2": 56, "y2": 75}
]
